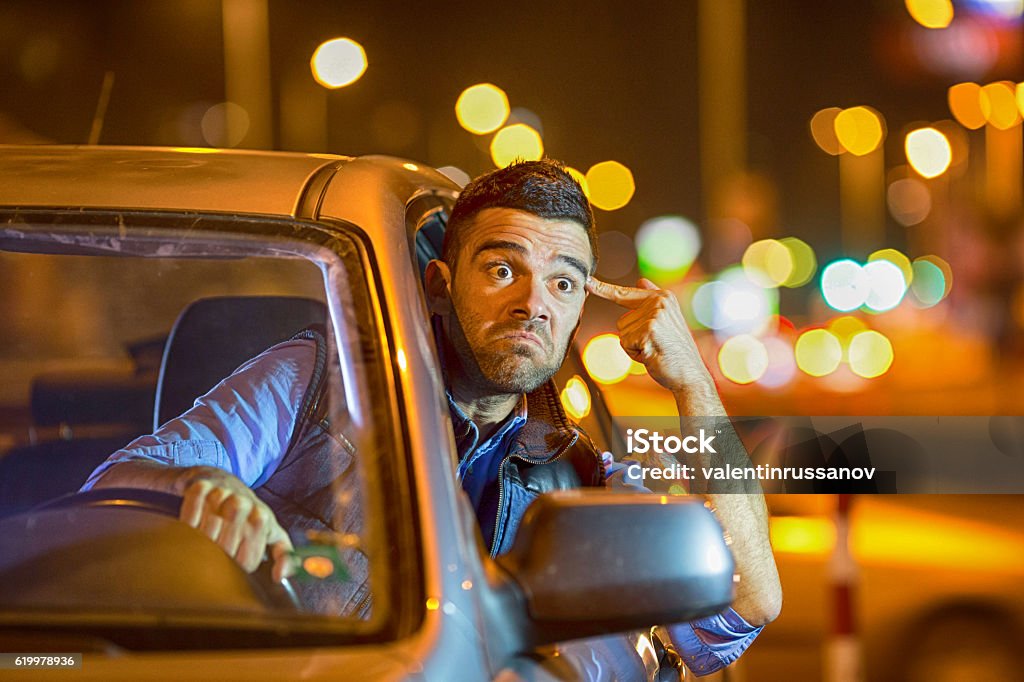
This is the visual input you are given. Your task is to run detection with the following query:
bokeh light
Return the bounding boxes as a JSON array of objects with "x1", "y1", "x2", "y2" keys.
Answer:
[
  {"x1": 905, "y1": 0, "x2": 954, "y2": 28},
  {"x1": 718, "y1": 335, "x2": 769, "y2": 385},
  {"x1": 779, "y1": 237, "x2": 817, "y2": 288},
  {"x1": 848, "y1": 330, "x2": 895, "y2": 378},
  {"x1": 691, "y1": 281, "x2": 723, "y2": 330},
  {"x1": 693, "y1": 268, "x2": 777, "y2": 337},
  {"x1": 455, "y1": 83, "x2": 510, "y2": 135},
  {"x1": 821, "y1": 259, "x2": 870, "y2": 312},
  {"x1": 981, "y1": 82, "x2": 1021, "y2": 130},
  {"x1": 916, "y1": 255, "x2": 953, "y2": 299},
  {"x1": 310, "y1": 38, "x2": 367, "y2": 89},
  {"x1": 827, "y1": 315, "x2": 869, "y2": 348},
  {"x1": 887, "y1": 177, "x2": 932, "y2": 226},
  {"x1": 508, "y1": 107, "x2": 544, "y2": 137},
  {"x1": 1018, "y1": 82, "x2": 1024, "y2": 116},
  {"x1": 795, "y1": 329, "x2": 843, "y2": 377},
  {"x1": 810, "y1": 108, "x2": 844, "y2": 155},
  {"x1": 834, "y1": 107, "x2": 885, "y2": 156},
  {"x1": 717, "y1": 267, "x2": 778, "y2": 337},
  {"x1": 757, "y1": 336, "x2": 798, "y2": 388},
  {"x1": 948, "y1": 83, "x2": 987, "y2": 130},
  {"x1": 742, "y1": 239, "x2": 793, "y2": 288},
  {"x1": 490, "y1": 124, "x2": 544, "y2": 167},
  {"x1": 910, "y1": 259, "x2": 946, "y2": 306},
  {"x1": 200, "y1": 102, "x2": 249, "y2": 147},
  {"x1": 560, "y1": 375, "x2": 592, "y2": 420},
  {"x1": 863, "y1": 259, "x2": 909, "y2": 312},
  {"x1": 868, "y1": 249, "x2": 914, "y2": 285},
  {"x1": 586, "y1": 161, "x2": 636, "y2": 211},
  {"x1": 582, "y1": 333, "x2": 633, "y2": 385},
  {"x1": 565, "y1": 167, "x2": 591, "y2": 198},
  {"x1": 636, "y1": 216, "x2": 701, "y2": 283},
  {"x1": 968, "y1": 0, "x2": 1024, "y2": 19},
  {"x1": 905, "y1": 127, "x2": 952, "y2": 179}
]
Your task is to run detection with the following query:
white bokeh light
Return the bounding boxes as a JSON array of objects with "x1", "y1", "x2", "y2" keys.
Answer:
[
  {"x1": 821, "y1": 259, "x2": 870, "y2": 312},
  {"x1": 863, "y1": 259, "x2": 908, "y2": 312}
]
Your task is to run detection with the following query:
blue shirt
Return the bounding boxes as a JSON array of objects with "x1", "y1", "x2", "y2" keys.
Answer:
[{"x1": 83, "y1": 338, "x2": 762, "y2": 676}]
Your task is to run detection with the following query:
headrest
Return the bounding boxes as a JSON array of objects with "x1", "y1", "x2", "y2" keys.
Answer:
[{"x1": 154, "y1": 296, "x2": 326, "y2": 429}]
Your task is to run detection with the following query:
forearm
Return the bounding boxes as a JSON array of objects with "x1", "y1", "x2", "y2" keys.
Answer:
[
  {"x1": 91, "y1": 460, "x2": 222, "y2": 497},
  {"x1": 674, "y1": 387, "x2": 782, "y2": 626}
]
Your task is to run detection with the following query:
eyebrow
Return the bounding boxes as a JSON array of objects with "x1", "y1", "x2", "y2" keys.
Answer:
[{"x1": 473, "y1": 239, "x2": 591, "y2": 280}]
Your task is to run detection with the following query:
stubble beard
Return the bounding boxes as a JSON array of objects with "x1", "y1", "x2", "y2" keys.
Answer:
[{"x1": 447, "y1": 304, "x2": 567, "y2": 395}]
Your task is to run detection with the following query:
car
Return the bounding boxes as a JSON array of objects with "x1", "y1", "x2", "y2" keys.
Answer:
[{"x1": 0, "y1": 146, "x2": 734, "y2": 681}]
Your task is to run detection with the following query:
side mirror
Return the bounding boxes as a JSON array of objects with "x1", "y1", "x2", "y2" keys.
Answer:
[{"x1": 493, "y1": 490, "x2": 734, "y2": 648}]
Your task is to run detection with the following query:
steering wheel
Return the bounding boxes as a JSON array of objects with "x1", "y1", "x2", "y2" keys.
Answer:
[{"x1": 39, "y1": 488, "x2": 303, "y2": 611}]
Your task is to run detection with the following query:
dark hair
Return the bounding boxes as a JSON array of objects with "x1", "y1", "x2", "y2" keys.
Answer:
[{"x1": 443, "y1": 158, "x2": 598, "y2": 271}]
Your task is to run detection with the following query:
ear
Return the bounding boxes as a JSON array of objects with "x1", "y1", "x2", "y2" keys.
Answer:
[{"x1": 424, "y1": 259, "x2": 453, "y2": 315}]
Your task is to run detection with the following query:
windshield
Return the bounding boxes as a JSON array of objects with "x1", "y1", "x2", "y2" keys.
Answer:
[{"x1": 0, "y1": 219, "x2": 407, "y2": 645}]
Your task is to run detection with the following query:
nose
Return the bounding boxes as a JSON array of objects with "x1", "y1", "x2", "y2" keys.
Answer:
[{"x1": 508, "y1": 275, "x2": 550, "y2": 323}]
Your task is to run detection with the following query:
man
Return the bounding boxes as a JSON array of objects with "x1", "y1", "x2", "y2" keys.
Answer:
[{"x1": 83, "y1": 159, "x2": 780, "y2": 675}]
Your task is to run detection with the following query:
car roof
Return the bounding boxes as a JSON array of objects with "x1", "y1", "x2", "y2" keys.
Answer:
[
  {"x1": 0, "y1": 145, "x2": 460, "y2": 239},
  {"x1": 0, "y1": 145, "x2": 351, "y2": 217}
]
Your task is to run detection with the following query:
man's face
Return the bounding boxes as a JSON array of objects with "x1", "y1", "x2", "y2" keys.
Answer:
[{"x1": 443, "y1": 207, "x2": 593, "y2": 395}]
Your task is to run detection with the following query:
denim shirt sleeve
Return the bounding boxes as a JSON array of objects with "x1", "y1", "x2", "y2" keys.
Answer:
[
  {"x1": 601, "y1": 451, "x2": 765, "y2": 676},
  {"x1": 81, "y1": 338, "x2": 318, "y2": 490}
]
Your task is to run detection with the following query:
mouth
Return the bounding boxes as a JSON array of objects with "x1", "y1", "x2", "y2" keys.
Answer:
[{"x1": 502, "y1": 331, "x2": 545, "y2": 349}]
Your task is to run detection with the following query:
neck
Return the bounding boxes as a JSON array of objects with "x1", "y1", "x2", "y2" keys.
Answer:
[
  {"x1": 448, "y1": 376, "x2": 520, "y2": 443},
  {"x1": 436, "y1": 317, "x2": 521, "y2": 440}
]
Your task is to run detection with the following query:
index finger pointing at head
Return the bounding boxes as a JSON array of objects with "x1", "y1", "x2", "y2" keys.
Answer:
[{"x1": 586, "y1": 276, "x2": 658, "y2": 308}]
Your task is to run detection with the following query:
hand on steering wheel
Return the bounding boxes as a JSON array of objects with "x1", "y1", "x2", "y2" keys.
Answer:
[{"x1": 178, "y1": 467, "x2": 295, "y2": 581}]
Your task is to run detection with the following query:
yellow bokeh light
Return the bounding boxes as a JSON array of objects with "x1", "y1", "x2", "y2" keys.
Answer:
[
  {"x1": 455, "y1": 83, "x2": 510, "y2": 135},
  {"x1": 827, "y1": 316, "x2": 869, "y2": 359},
  {"x1": 981, "y1": 82, "x2": 1021, "y2": 130},
  {"x1": 585, "y1": 161, "x2": 636, "y2": 211},
  {"x1": 834, "y1": 107, "x2": 885, "y2": 156},
  {"x1": 794, "y1": 329, "x2": 843, "y2": 377},
  {"x1": 868, "y1": 248, "x2": 914, "y2": 285},
  {"x1": 565, "y1": 166, "x2": 591, "y2": 198},
  {"x1": 905, "y1": 0, "x2": 954, "y2": 28},
  {"x1": 489, "y1": 124, "x2": 544, "y2": 168},
  {"x1": 1018, "y1": 82, "x2": 1024, "y2": 117},
  {"x1": 718, "y1": 334, "x2": 769, "y2": 385},
  {"x1": 848, "y1": 330, "x2": 895, "y2": 378},
  {"x1": 742, "y1": 239, "x2": 793, "y2": 288},
  {"x1": 310, "y1": 37, "x2": 368, "y2": 89},
  {"x1": 560, "y1": 375, "x2": 592, "y2": 420},
  {"x1": 779, "y1": 237, "x2": 817, "y2": 288},
  {"x1": 426, "y1": 597, "x2": 440, "y2": 611},
  {"x1": 810, "y1": 108, "x2": 844, "y2": 155},
  {"x1": 905, "y1": 127, "x2": 952, "y2": 179},
  {"x1": 302, "y1": 556, "x2": 335, "y2": 579},
  {"x1": 582, "y1": 333, "x2": 633, "y2": 385},
  {"x1": 770, "y1": 516, "x2": 836, "y2": 555},
  {"x1": 948, "y1": 83, "x2": 987, "y2": 130}
]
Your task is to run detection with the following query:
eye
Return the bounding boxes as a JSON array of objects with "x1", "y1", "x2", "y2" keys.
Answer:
[
  {"x1": 555, "y1": 278, "x2": 576, "y2": 293},
  {"x1": 490, "y1": 264, "x2": 513, "y2": 280}
]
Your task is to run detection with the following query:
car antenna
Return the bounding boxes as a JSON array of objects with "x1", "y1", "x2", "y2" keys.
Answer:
[{"x1": 87, "y1": 70, "x2": 115, "y2": 145}]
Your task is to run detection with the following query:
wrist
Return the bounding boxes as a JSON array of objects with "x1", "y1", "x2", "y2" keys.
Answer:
[{"x1": 672, "y1": 377, "x2": 724, "y2": 416}]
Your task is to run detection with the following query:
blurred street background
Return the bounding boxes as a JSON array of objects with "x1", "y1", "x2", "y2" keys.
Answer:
[{"x1": 2, "y1": 1, "x2": 1023, "y2": 680}]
